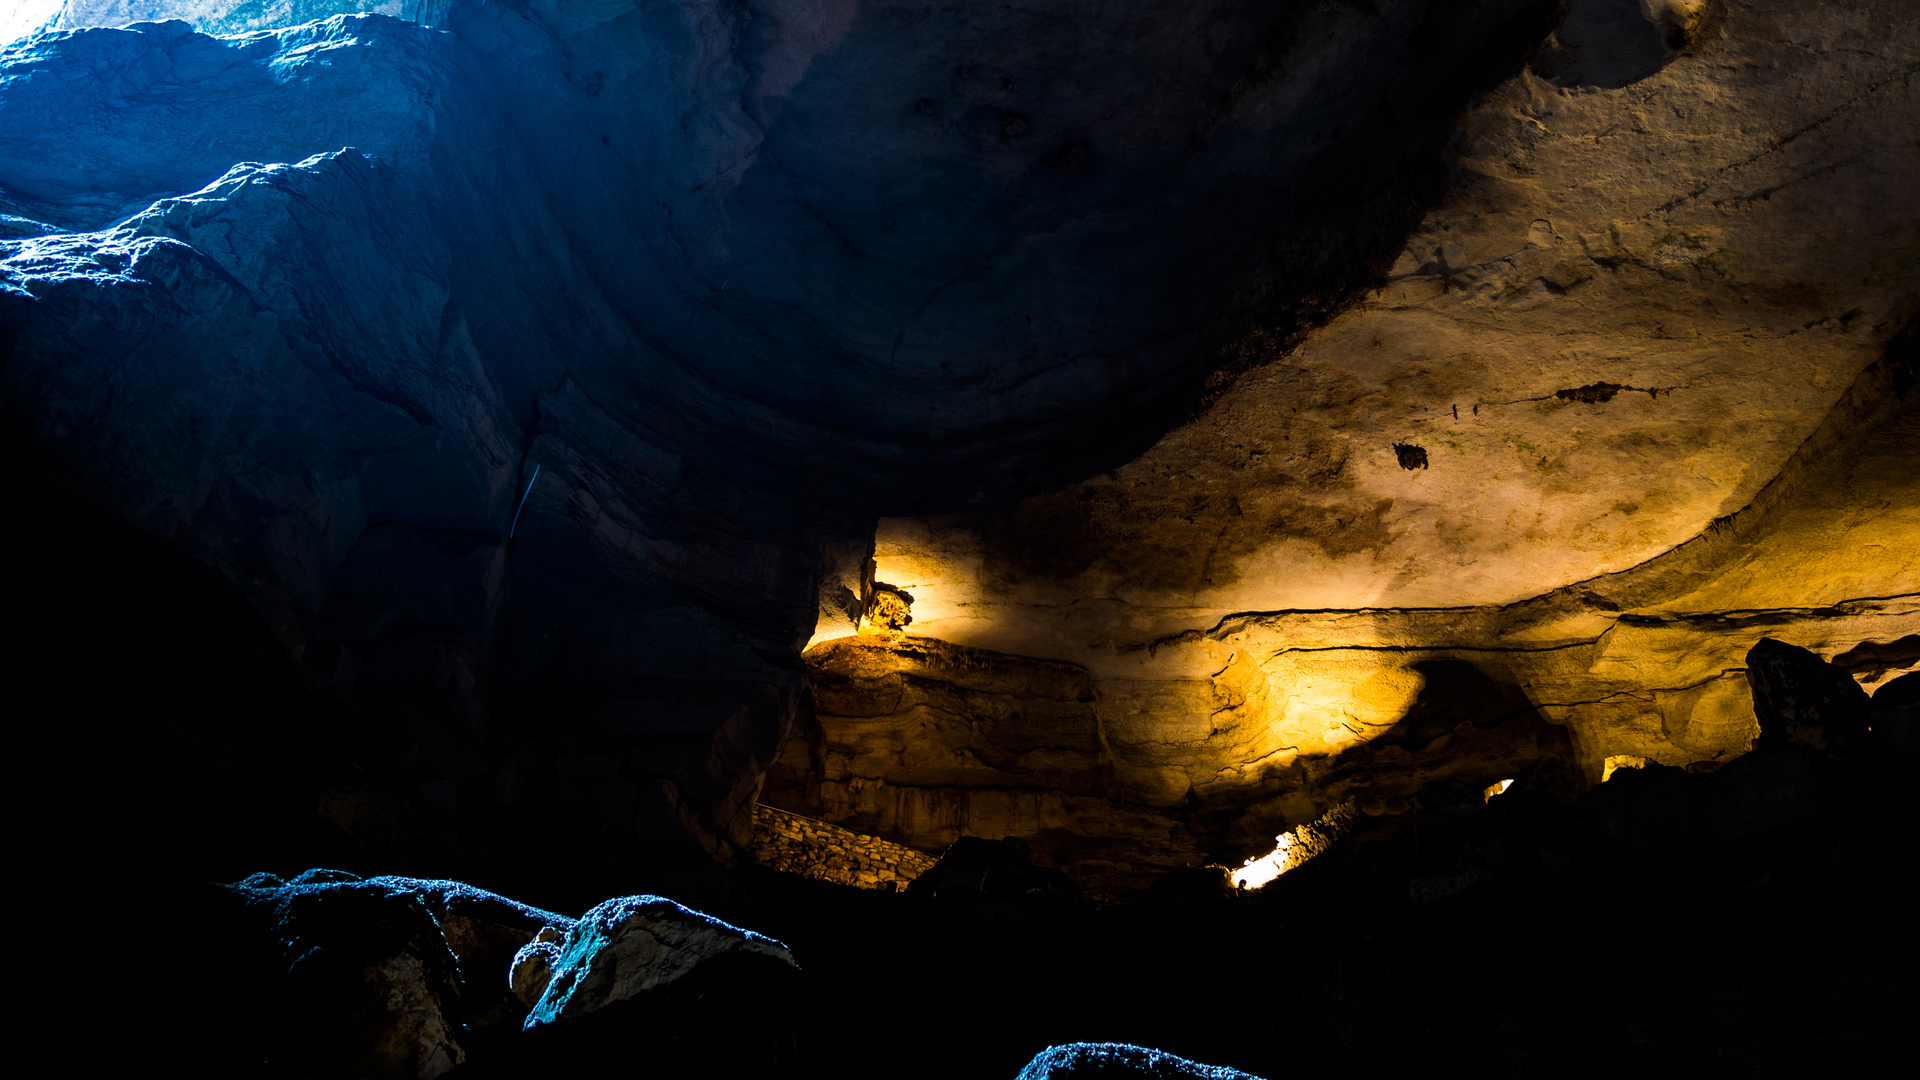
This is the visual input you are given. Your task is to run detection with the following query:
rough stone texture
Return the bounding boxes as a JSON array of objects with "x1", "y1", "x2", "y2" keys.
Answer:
[
  {"x1": 1017, "y1": 1042, "x2": 1262, "y2": 1080},
  {"x1": 509, "y1": 925, "x2": 565, "y2": 1009},
  {"x1": 0, "y1": 8, "x2": 841, "y2": 879},
  {"x1": 776, "y1": 0, "x2": 1919, "y2": 885},
  {"x1": 525, "y1": 893, "x2": 796, "y2": 1029},
  {"x1": 4, "y1": 0, "x2": 1915, "y2": 909},
  {"x1": 764, "y1": 631, "x2": 1580, "y2": 893},
  {"x1": 749, "y1": 803, "x2": 938, "y2": 890},
  {"x1": 366, "y1": 874, "x2": 575, "y2": 1035},
  {"x1": 225, "y1": 870, "x2": 469, "y2": 1079},
  {"x1": 50, "y1": 2, "x2": 431, "y2": 40}
]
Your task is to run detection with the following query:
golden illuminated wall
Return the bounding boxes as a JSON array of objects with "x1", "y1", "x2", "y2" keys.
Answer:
[{"x1": 776, "y1": 4, "x2": 1920, "y2": 892}]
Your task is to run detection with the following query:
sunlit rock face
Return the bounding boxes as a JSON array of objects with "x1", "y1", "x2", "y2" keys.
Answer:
[
  {"x1": 2, "y1": 0, "x2": 1914, "y2": 895},
  {"x1": 768, "y1": 0, "x2": 1919, "y2": 887}
]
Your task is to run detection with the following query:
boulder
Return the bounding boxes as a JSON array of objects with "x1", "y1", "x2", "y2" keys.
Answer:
[
  {"x1": 525, "y1": 895, "x2": 796, "y2": 1028},
  {"x1": 224, "y1": 871, "x2": 468, "y2": 1079},
  {"x1": 1746, "y1": 638, "x2": 1873, "y2": 757},
  {"x1": 367, "y1": 875, "x2": 574, "y2": 1036},
  {"x1": 509, "y1": 926, "x2": 565, "y2": 1009},
  {"x1": 506, "y1": 894, "x2": 807, "y2": 1076},
  {"x1": 1016, "y1": 1042, "x2": 1263, "y2": 1079}
]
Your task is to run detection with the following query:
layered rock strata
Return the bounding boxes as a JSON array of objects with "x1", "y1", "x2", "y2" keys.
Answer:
[
  {"x1": 767, "y1": 0, "x2": 1919, "y2": 889},
  {"x1": 3, "y1": 1, "x2": 1913, "y2": 898},
  {"x1": 3, "y1": 0, "x2": 1595, "y2": 883}
]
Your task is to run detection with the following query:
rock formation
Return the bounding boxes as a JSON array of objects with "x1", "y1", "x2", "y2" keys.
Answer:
[
  {"x1": 761, "y1": 0, "x2": 1918, "y2": 886},
  {"x1": 1017, "y1": 1042, "x2": 1261, "y2": 1080},
  {"x1": 2, "y1": 0, "x2": 1914, "y2": 992}
]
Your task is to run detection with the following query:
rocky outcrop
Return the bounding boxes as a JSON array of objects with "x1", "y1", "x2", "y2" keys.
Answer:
[
  {"x1": 1747, "y1": 636, "x2": 1873, "y2": 756},
  {"x1": 506, "y1": 893, "x2": 807, "y2": 1075},
  {"x1": 523, "y1": 893, "x2": 796, "y2": 1027},
  {"x1": 808, "y1": 3, "x2": 1917, "y2": 890},
  {"x1": 509, "y1": 926, "x2": 565, "y2": 1009},
  {"x1": 1016, "y1": 1043, "x2": 1262, "y2": 1080},
  {"x1": 224, "y1": 871, "x2": 470, "y2": 1079},
  {"x1": 764, "y1": 631, "x2": 1580, "y2": 893},
  {"x1": 365, "y1": 874, "x2": 574, "y2": 1036},
  {"x1": 5, "y1": 0, "x2": 1913, "y2": 922}
]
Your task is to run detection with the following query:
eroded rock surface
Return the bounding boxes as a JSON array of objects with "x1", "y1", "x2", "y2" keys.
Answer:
[
  {"x1": 763, "y1": 1, "x2": 1917, "y2": 888},
  {"x1": 525, "y1": 893, "x2": 796, "y2": 1027},
  {"x1": 225, "y1": 871, "x2": 470, "y2": 1079},
  {"x1": 1017, "y1": 1042, "x2": 1262, "y2": 1080},
  {"x1": 4, "y1": 1, "x2": 1914, "y2": 907}
]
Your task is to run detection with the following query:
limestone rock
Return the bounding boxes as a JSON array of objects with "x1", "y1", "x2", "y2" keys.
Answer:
[
  {"x1": 7, "y1": 0, "x2": 1916, "y2": 918},
  {"x1": 225, "y1": 871, "x2": 468, "y2": 1079},
  {"x1": 509, "y1": 926, "x2": 564, "y2": 1009},
  {"x1": 525, "y1": 894, "x2": 796, "y2": 1029},
  {"x1": 1017, "y1": 1042, "x2": 1262, "y2": 1080},
  {"x1": 1746, "y1": 638, "x2": 1873, "y2": 756},
  {"x1": 367, "y1": 875, "x2": 574, "y2": 1034}
]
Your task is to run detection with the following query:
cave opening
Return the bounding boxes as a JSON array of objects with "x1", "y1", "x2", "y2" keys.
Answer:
[{"x1": 4, "y1": 1, "x2": 1915, "y2": 1077}]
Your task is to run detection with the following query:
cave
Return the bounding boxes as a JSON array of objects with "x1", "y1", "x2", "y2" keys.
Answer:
[{"x1": 3, "y1": 1, "x2": 1915, "y2": 1076}]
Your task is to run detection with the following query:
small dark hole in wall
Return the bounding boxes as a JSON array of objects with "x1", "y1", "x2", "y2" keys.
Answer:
[
  {"x1": 1557, "y1": 382, "x2": 1624, "y2": 403},
  {"x1": 1393, "y1": 443, "x2": 1429, "y2": 470}
]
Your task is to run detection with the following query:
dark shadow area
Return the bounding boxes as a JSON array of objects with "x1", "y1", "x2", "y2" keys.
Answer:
[
  {"x1": 1530, "y1": 0, "x2": 1708, "y2": 88},
  {"x1": 5, "y1": 477, "x2": 439, "y2": 886},
  {"x1": 1375, "y1": 657, "x2": 1561, "y2": 752}
]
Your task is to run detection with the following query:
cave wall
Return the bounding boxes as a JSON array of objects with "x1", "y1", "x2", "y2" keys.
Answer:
[
  {"x1": 762, "y1": 1, "x2": 1920, "y2": 890},
  {"x1": 3, "y1": 0, "x2": 1914, "y2": 896}
]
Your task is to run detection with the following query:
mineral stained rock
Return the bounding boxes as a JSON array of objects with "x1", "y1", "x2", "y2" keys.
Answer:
[{"x1": 770, "y1": 0, "x2": 1918, "y2": 889}]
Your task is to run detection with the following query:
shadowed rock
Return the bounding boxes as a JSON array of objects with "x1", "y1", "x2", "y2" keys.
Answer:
[
  {"x1": 224, "y1": 871, "x2": 469, "y2": 1079},
  {"x1": 908, "y1": 836, "x2": 1085, "y2": 927},
  {"x1": 1746, "y1": 638, "x2": 1873, "y2": 757},
  {"x1": 524, "y1": 894, "x2": 796, "y2": 1028},
  {"x1": 1017, "y1": 1042, "x2": 1263, "y2": 1080},
  {"x1": 367, "y1": 875, "x2": 574, "y2": 1037}
]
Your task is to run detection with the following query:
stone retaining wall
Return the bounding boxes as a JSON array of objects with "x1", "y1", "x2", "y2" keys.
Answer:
[{"x1": 750, "y1": 804, "x2": 939, "y2": 890}]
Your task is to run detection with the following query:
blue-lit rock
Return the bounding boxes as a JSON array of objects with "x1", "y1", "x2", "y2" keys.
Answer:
[
  {"x1": 224, "y1": 870, "x2": 471, "y2": 1078},
  {"x1": 1017, "y1": 1042, "x2": 1263, "y2": 1080},
  {"x1": 523, "y1": 893, "x2": 796, "y2": 1028}
]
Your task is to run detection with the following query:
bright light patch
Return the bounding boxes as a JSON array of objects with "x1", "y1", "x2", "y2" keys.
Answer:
[
  {"x1": 1231, "y1": 833, "x2": 1297, "y2": 890},
  {"x1": 1230, "y1": 801, "x2": 1359, "y2": 890},
  {"x1": 1483, "y1": 778, "x2": 1514, "y2": 802},
  {"x1": 0, "y1": 1, "x2": 65, "y2": 46},
  {"x1": 1601, "y1": 754, "x2": 1647, "y2": 782}
]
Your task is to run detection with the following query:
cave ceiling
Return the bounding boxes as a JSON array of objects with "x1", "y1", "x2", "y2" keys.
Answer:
[{"x1": 1, "y1": 0, "x2": 1915, "y2": 890}]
